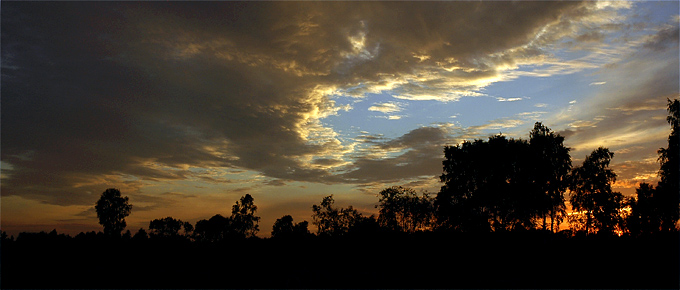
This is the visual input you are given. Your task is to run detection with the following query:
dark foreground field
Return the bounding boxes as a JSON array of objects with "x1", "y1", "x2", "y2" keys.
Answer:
[{"x1": 2, "y1": 231, "x2": 678, "y2": 289}]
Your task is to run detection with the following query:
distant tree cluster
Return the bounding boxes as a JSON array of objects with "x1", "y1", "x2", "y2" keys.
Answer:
[{"x1": 149, "y1": 216, "x2": 193, "y2": 238}]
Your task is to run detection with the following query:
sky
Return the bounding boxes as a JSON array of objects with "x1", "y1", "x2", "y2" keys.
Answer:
[{"x1": 2, "y1": 1, "x2": 679, "y2": 237}]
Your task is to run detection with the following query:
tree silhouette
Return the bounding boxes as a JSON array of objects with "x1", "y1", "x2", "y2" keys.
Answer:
[
  {"x1": 437, "y1": 135, "x2": 542, "y2": 232},
  {"x1": 626, "y1": 183, "x2": 658, "y2": 236},
  {"x1": 132, "y1": 228, "x2": 148, "y2": 241},
  {"x1": 569, "y1": 148, "x2": 624, "y2": 235},
  {"x1": 95, "y1": 188, "x2": 132, "y2": 236},
  {"x1": 194, "y1": 214, "x2": 232, "y2": 242},
  {"x1": 655, "y1": 98, "x2": 679, "y2": 231},
  {"x1": 529, "y1": 122, "x2": 572, "y2": 232},
  {"x1": 312, "y1": 195, "x2": 364, "y2": 237},
  {"x1": 193, "y1": 194, "x2": 261, "y2": 241},
  {"x1": 1, "y1": 230, "x2": 13, "y2": 243},
  {"x1": 149, "y1": 217, "x2": 192, "y2": 239},
  {"x1": 624, "y1": 99, "x2": 680, "y2": 235},
  {"x1": 271, "y1": 215, "x2": 310, "y2": 238},
  {"x1": 377, "y1": 186, "x2": 434, "y2": 233},
  {"x1": 182, "y1": 221, "x2": 194, "y2": 238},
  {"x1": 230, "y1": 194, "x2": 260, "y2": 238},
  {"x1": 272, "y1": 215, "x2": 295, "y2": 237}
]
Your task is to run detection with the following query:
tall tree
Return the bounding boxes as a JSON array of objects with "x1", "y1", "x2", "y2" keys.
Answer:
[
  {"x1": 569, "y1": 148, "x2": 624, "y2": 235},
  {"x1": 230, "y1": 194, "x2": 261, "y2": 238},
  {"x1": 95, "y1": 188, "x2": 132, "y2": 236},
  {"x1": 656, "y1": 98, "x2": 680, "y2": 231},
  {"x1": 529, "y1": 122, "x2": 572, "y2": 232}
]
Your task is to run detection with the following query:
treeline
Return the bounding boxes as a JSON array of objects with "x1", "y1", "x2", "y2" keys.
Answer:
[{"x1": 3, "y1": 100, "x2": 678, "y2": 242}]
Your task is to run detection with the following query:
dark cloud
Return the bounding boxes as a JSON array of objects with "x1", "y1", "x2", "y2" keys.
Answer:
[
  {"x1": 264, "y1": 179, "x2": 287, "y2": 187},
  {"x1": 643, "y1": 24, "x2": 680, "y2": 52},
  {"x1": 575, "y1": 31, "x2": 606, "y2": 43},
  {"x1": 337, "y1": 126, "x2": 452, "y2": 184},
  {"x1": 161, "y1": 192, "x2": 198, "y2": 199}
]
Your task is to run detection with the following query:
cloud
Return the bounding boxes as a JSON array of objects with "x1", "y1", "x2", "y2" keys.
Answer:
[
  {"x1": 575, "y1": 31, "x2": 606, "y2": 43},
  {"x1": 549, "y1": 14, "x2": 678, "y2": 167},
  {"x1": 611, "y1": 156, "x2": 662, "y2": 193},
  {"x1": 569, "y1": 120, "x2": 599, "y2": 129},
  {"x1": 469, "y1": 110, "x2": 547, "y2": 133},
  {"x1": 368, "y1": 102, "x2": 404, "y2": 113},
  {"x1": 496, "y1": 97, "x2": 526, "y2": 102},
  {"x1": 589, "y1": 81, "x2": 607, "y2": 86},
  {"x1": 642, "y1": 24, "x2": 680, "y2": 52},
  {"x1": 264, "y1": 179, "x2": 287, "y2": 187},
  {"x1": 607, "y1": 97, "x2": 670, "y2": 114},
  {"x1": 337, "y1": 126, "x2": 455, "y2": 184}
]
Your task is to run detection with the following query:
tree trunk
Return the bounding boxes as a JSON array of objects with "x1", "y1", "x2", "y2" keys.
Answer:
[{"x1": 542, "y1": 214, "x2": 547, "y2": 231}]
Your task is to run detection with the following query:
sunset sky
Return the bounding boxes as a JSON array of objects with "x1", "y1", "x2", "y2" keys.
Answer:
[{"x1": 2, "y1": 1, "x2": 678, "y2": 237}]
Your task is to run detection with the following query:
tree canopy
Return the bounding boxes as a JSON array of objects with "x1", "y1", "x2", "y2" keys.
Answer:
[
  {"x1": 568, "y1": 147, "x2": 624, "y2": 235},
  {"x1": 149, "y1": 217, "x2": 193, "y2": 238},
  {"x1": 437, "y1": 131, "x2": 556, "y2": 232},
  {"x1": 231, "y1": 194, "x2": 261, "y2": 238},
  {"x1": 271, "y1": 215, "x2": 310, "y2": 238},
  {"x1": 312, "y1": 195, "x2": 366, "y2": 237},
  {"x1": 377, "y1": 186, "x2": 434, "y2": 233},
  {"x1": 529, "y1": 122, "x2": 572, "y2": 232}
]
